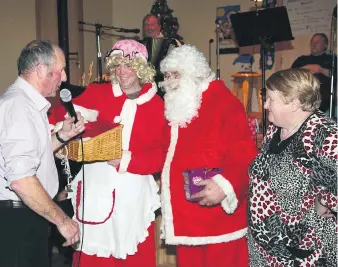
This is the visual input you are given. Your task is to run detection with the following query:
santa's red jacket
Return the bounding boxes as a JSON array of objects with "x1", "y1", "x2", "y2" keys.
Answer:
[{"x1": 161, "y1": 80, "x2": 257, "y2": 245}]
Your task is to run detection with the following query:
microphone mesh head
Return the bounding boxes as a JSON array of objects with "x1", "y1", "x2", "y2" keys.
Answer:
[{"x1": 60, "y1": 89, "x2": 72, "y2": 102}]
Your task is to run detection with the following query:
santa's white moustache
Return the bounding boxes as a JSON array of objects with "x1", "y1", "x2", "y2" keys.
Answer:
[{"x1": 163, "y1": 77, "x2": 203, "y2": 127}]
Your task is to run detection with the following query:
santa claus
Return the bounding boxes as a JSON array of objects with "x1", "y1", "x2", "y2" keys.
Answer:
[
  {"x1": 159, "y1": 45, "x2": 257, "y2": 267},
  {"x1": 49, "y1": 39, "x2": 169, "y2": 267}
]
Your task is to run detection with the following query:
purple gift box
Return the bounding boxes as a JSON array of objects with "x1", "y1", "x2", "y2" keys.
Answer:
[{"x1": 182, "y1": 167, "x2": 223, "y2": 202}]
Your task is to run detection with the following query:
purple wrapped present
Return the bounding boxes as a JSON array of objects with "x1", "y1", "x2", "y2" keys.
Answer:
[{"x1": 182, "y1": 167, "x2": 223, "y2": 202}]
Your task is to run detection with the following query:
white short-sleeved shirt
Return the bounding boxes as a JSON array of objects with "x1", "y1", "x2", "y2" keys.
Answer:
[{"x1": 0, "y1": 77, "x2": 58, "y2": 200}]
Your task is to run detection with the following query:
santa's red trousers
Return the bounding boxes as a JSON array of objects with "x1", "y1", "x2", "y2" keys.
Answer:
[
  {"x1": 72, "y1": 223, "x2": 156, "y2": 267},
  {"x1": 176, "y1": 237, "x2": 248, "y2": 267}
]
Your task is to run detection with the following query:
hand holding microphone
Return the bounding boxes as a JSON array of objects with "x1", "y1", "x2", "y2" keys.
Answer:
[
  {"x1": 58, "y1": 89, "x2": 86, "y2": 142},
  {"x1": 60, "y1": 89, "x2": 78, "y2": 123}
]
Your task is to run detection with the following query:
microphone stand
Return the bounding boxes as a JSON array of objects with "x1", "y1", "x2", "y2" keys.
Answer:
[
  {"x1": 79, "y1": 21, "x2": 140, "y2": 83},
  {"x1": 260, "y1": 37, "x2": 272, "y2": 136},
  {"x1": 215, "y1": 23, "x2": 221, "y2": 79},
  {"x1": 329, "y1": 6, "x2": 337, "y2": 119},
  {"x1": 95, "y1": 23, "x2": 103, "y2": 83},
  {"x1": 208, "y1": 39, "x2": 214, "y2": 67}
]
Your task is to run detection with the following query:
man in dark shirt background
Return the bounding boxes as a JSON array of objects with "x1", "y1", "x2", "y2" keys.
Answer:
[
  {"x1": 292, "y1": 33, "x2": 337, "y2": 116},
  {"x1": 141, "y1": 14, "x2": 183, "y2": 98}
]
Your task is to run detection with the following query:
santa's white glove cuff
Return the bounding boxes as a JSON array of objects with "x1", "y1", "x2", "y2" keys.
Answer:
[
  {"x1": 212, "y1": 174, "x2": 238, "y2": 214},
  {"x1": 118, "y1": 150, "x2": 132, "y2": 174},
  {"x1": 72, "y1": 104, "x2": 99, "y2": 122}
]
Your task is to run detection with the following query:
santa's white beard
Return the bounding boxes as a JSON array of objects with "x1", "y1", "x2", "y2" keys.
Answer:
[{"x1": 163, "y1": 77, "x2": 203, "y2": 127}]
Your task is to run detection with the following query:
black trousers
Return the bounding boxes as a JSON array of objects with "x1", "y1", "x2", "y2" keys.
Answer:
[
  {"x1": 48, "y1": 199, "x2": 74, "y2": 265},
  {"x1": 0, "y1": 206, "x2": 49, "y2": 267}
]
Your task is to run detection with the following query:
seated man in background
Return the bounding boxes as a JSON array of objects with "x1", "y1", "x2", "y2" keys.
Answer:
[{"x1": 292, "y1": 33, "x2": 337, "y2": 116}]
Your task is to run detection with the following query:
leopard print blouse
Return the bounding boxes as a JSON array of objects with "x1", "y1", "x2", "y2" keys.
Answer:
[{"x1": 247, "y1": 111, "x2": 337, "y2": 267}]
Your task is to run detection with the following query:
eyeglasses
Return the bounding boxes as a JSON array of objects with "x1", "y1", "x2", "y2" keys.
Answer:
[{"x1": 164, "y1": 71, "x2": 181, "y2": 80}]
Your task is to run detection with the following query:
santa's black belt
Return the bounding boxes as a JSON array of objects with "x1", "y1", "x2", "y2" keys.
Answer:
[{"x1": 0, "y1": 200, "x2": 27, "y2": 209}]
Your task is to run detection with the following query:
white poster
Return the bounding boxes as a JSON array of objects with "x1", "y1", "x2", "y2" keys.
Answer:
[{"x1": 283, "y1": 0, "x2": 336, "y2": 36}]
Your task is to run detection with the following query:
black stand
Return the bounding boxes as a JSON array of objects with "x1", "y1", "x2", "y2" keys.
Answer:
[
  {"x1": 94, "y1": 24, "x2": 103, "y2": 83},
  {"x1": 57, "y1": 0, "x2": 70, "y2": 80},
  {"x1": 79, "y1": 21, "x2": 140, "y2": 83},
  {"x1": 208, "y1": 39, "x2": 214, "y2": 67},
  {"x1": 329, "y1": 5, "x2": 337, "y2": 119},
  {"x1": 259, "y1": 37, "x2": 270, "y2": 133},
  {"x1": 215, "y1": 23, "x2": 221, "y2": 79},
  {"x1": 230, "y1": 7, "x2": 294, "y2": 135}
]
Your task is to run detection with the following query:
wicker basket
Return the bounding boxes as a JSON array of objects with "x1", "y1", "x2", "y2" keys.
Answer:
[{"x1": 66, "y1": 124, "x2": 123, "y2": 162}]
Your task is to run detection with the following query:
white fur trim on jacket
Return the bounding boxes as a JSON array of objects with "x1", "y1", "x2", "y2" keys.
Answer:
[
  {"x1": 72, "y1": 104, "x2": 99, "y2": 122},
  {"x1": 113, "y1": 116, "x2": 122, "y2": 123},
  {"x1": 120, "y1": 99, "x2": 137, "y2": 151},
  {"x1": 160, "y1": 124, "x2": 247, "y2": 246},
  {"x1": 165, "y1": 227, "x2": 247, "y2": 246},
  {"x1": 200, "y1": 74, "x2": 216, "y2": 93},
  {"x1": 118, "y1": 150, "x2": 132, "y2": 173},
  {"x1": 212, "y1": 174, "x2": 238, "y2": 214},
  {"x1": 136, "y1": 83, "x2": 157, "y2": 105},
  {"x1": 112, "y1": 82, "x2": 123, "y2": 97},
  {"x1": 50, "y1": 105, "x2": 98, "y2": 133},
  {"x1": 111, "y1": 82, "x2": 157, "y2": 104}
]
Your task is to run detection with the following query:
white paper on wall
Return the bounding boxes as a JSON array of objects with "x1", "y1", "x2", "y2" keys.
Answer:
[{"x1": 283, "y1": 0, "x2": 336, "y2": 36}]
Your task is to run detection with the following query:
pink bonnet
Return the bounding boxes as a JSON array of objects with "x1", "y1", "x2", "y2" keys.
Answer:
[{"x1": 107, "y1": 39, "x2": 148, "y2": 62}]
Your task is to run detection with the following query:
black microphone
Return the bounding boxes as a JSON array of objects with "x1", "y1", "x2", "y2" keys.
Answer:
[
  {"x1": 120, "y1": 28, "x2": 140, "y2": 34},
  {"x1": 60, "y1": 89, "x2": 78, "y2": 123},
  {"x1": 209, "y1": 39, "x2": 214, "y2": 43}
]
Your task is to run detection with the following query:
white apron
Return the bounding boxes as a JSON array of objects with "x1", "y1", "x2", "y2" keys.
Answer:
[{"x1": 70, "y1": 162, "x2": 160, "y2": 259}]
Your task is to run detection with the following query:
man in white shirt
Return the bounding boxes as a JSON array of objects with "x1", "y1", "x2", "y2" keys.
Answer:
[{"x1": 0, "y1": 40, "x2": 85, "y2": 267}]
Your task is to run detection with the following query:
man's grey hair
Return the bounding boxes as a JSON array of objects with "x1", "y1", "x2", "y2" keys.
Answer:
[{"x1": 17, "y1": 40, "x2": 57, "y2": 75}]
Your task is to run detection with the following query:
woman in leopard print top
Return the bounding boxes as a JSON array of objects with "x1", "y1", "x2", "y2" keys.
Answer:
[{"x1": 247, "y1": 69, "x2": 337, "y2": 267}]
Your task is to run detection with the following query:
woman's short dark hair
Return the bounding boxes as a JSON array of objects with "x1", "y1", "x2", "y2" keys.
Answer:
[{"x1": 266, "y1": 68, "x2": 321, "y2": 112}]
